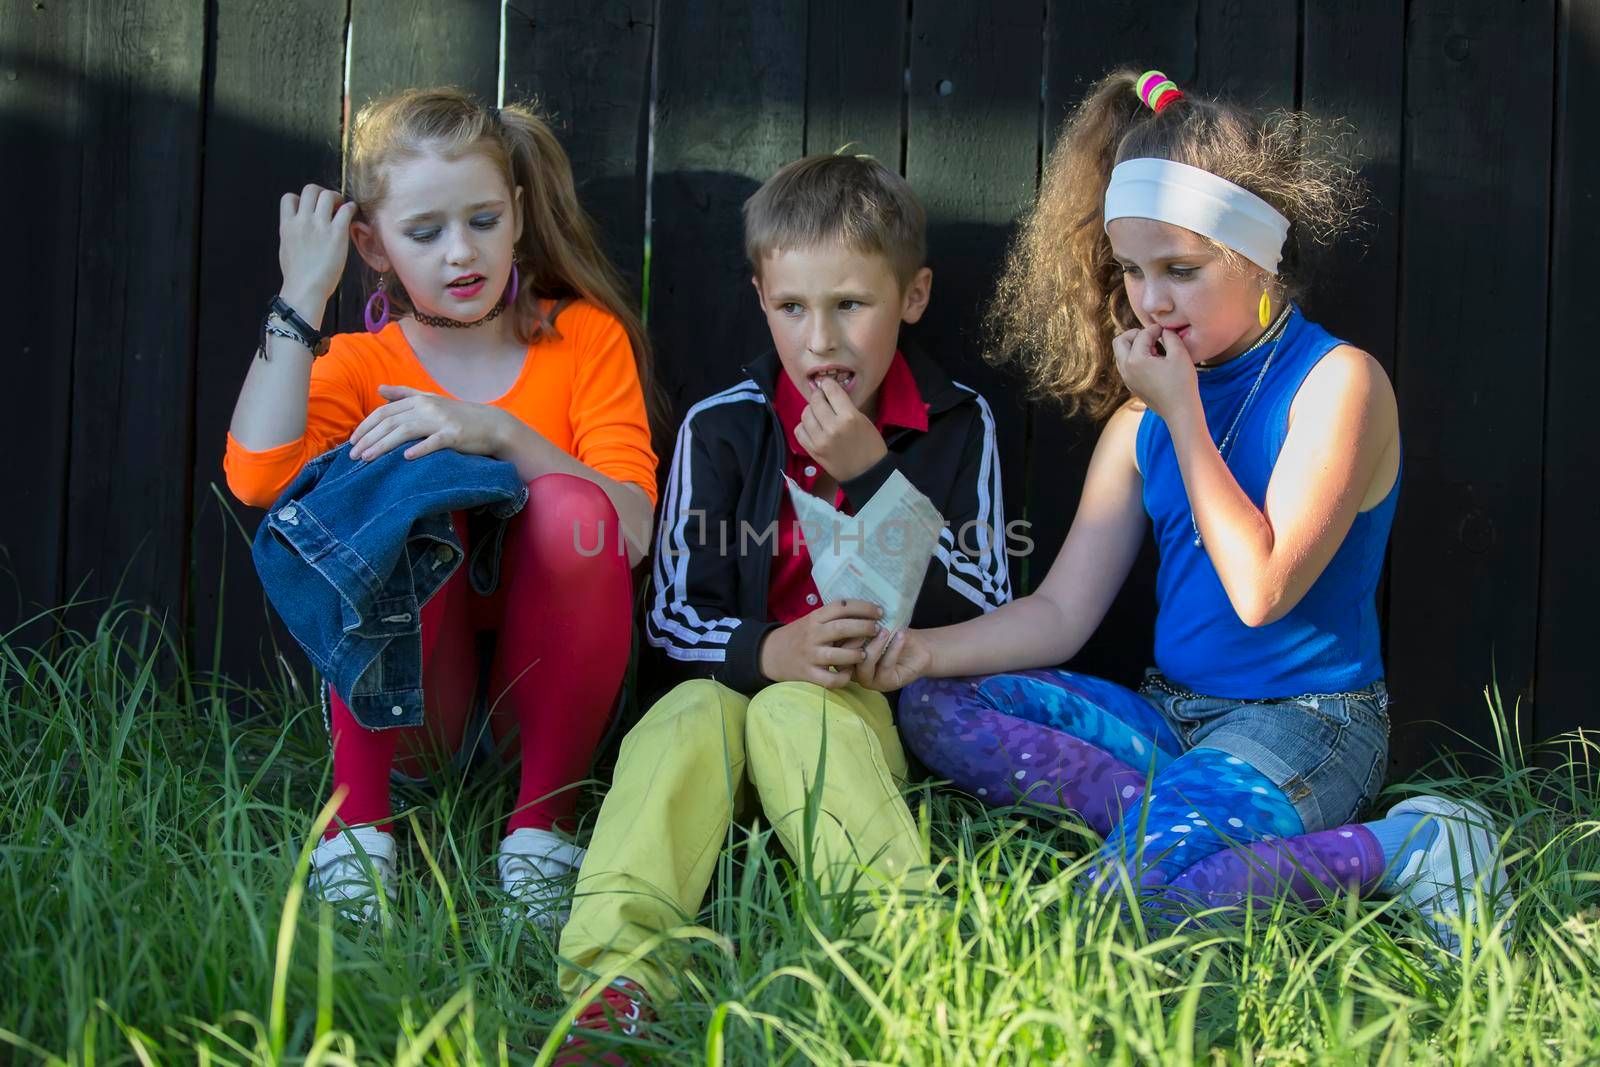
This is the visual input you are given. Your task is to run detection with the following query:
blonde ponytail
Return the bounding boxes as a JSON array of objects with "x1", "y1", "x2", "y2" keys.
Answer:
[{"x1": 346, "y1": 88, "x2": 667, "y2": 435}]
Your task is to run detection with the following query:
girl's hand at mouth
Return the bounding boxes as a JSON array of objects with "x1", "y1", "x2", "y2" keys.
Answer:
[{"x1": 1113, "y1": 323, "x2": 1200, "y2": 422}]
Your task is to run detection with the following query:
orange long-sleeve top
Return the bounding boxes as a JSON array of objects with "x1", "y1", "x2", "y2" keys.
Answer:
[{"x1": 224, "y1": 300, "x2": 658, "y2": 510}]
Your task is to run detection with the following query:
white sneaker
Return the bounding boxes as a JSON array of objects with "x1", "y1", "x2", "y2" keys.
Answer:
[
  {"x1": 497, "y1": 827, "x2": 586, "y2": 930},
  {"x1": 309, "y1": 827, "x2": 397, "y2": 921},
  {"x1": 1385, "y1": 795, "x2": 1512, "y2": 954}
]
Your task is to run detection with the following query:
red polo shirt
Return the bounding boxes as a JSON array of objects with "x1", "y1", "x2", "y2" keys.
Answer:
[{"x1": 766, "y1": 351, "x2": 930, "y2": 624}]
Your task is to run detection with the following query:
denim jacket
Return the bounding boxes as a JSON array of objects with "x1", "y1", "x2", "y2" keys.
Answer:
[{"x1": 252, "y1": 444, "x2": 528, "y2": 730}]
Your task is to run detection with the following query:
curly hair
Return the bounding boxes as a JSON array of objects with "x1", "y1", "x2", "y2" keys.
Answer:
[{"x1": 985, "y1": 68, "x2": 1367, "y2": 422}]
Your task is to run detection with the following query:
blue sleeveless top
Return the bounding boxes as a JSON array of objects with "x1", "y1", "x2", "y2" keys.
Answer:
[{"x1": 1134, "y1": 307, "x2": 1399, "y2": 698}]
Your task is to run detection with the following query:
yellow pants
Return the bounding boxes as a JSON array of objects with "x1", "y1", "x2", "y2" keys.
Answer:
[{"x1": 556, "y1": 677, "x2": 927, "y2": 1000}]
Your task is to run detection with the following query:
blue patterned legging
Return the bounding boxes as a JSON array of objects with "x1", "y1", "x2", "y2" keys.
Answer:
[{"x1": 900, "y1": 670, "x2": 1387, "y2": 908}]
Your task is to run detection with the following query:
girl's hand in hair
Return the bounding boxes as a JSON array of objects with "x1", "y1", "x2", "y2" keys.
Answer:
[
  {"x1": 853, "y1": 625, "x2": 932, "y2": 692},
  {"x1": 278, "y1": 183, "x2": 357, "y2": 306},
  {"x1": 1113, "y1": 323, "x2": 1199, "y2": 422},
  {"x1": 347, "y1": 385, "x2": 522, "y2": 463}
]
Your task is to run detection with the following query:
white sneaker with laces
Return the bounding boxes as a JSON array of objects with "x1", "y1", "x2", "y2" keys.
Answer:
[
  {"x1": 1385, "y1": 795, "x2": 1511, "y2": 954},
  {"x1": 309, "y1": 826, "x2": 397, "y2": 920},
  {"x1": 498, "y1": 827, "x2": 586, "y2": 930}
]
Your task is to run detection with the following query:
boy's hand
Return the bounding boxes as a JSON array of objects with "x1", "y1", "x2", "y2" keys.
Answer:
[
  {"x1": 795, "y1": 377, "x2": 889, "y2": 483},
  {"x1": 759, "y1": 599, "x2": 884, "y2": 689},
  {"x1": 854, "y1": 626, "x2": 932, "y2": 692}
]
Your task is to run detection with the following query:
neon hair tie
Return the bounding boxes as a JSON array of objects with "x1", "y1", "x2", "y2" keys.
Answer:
[{"x1": 1136, "y1": 69, "x2": 1183, "y2": 113}]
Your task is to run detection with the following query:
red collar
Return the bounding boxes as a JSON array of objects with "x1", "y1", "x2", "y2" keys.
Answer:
[{"x1": 773, "y1": 350, "x2": 930, "y2": 457}]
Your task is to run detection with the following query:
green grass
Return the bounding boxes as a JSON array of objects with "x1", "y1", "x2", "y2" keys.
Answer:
[{"x1": 1, "y1": 606, "x2": 1597, "y2": 1065}]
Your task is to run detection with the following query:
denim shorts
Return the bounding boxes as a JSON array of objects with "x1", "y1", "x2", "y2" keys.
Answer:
[{"x1": 1136, "y1": 670, "x2": 1391, "y2": 832}]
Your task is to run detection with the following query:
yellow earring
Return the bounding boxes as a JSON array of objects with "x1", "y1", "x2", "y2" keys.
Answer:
[{"x1": 1258, "y1": 289, "x2": 1272, "y2": 329}]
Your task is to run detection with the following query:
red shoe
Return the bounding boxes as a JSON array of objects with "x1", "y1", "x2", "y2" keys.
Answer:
[{"x1": 552, "y1": 979, "x2": 653, "y2": 1066}]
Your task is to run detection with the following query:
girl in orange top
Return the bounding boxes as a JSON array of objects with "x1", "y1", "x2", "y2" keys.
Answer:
[{"x1": 225, "y1": 88, "x2": 660, "y2": 925}]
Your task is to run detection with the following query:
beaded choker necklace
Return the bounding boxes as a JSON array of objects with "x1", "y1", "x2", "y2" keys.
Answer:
[{"x1": 412, "y1": 303, "x2": 506, "y2": 329}]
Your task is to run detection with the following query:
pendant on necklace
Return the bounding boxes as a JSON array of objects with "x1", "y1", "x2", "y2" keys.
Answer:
[{"x1": 1186, "y1": 307, "x2": 1293, "y2": 553}]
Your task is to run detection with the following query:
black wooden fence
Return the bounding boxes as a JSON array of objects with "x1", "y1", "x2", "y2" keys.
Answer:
[{"x1": 3, "y1": 0, "x2": 1596, "y2": 776}]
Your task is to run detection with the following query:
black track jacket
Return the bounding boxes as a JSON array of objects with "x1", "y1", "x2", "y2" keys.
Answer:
[{"x1": 644, "y1": 346, "x2": 1013, "y2": 696}]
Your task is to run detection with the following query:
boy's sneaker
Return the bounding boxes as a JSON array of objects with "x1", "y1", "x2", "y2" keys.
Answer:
[
  {"x1": 498, "y1": 827, "x2": 586, "y2": 929},
  {"x1": 309, "y1": 826, "x2": 396, "y2": 920},
  {"x1": 553, "y1": 979, "x2": 653, "y2": 1066},
  {"x1": 1385, "y1": 795, "x2": 1512, "y2": 954}
]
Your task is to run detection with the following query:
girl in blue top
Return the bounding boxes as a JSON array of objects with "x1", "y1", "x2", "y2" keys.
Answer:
[{"x1": 853, "y1": 69, "x2": 1509, "y2": 952}]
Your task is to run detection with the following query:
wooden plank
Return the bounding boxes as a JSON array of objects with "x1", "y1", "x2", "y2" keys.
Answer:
[
  {"x1": 189, "y1": 0, "x2": 348, "y2": 684},
  {"x1": 504, "y1": 0, "x2": 653, "y2": 302},
  {"x1": 65, "y1": 0, "x2": 206, "y2": 634},
  {"x1": 346, "y1": 0, "x2": 499, "y2": 105},
  {"x1": 903, "y1": 0, "x2": 1041, "y2": 607},
  {"x1": 1299, "y1": 0, "x2": 1404, "y2": 378},
  {"x1": 0, "y1": 1, "x2": 82, "y2": 636},
  {"x1": 1535, "y1": 0, "x2": 1600, "y2": 744},
  {"x1": 1387, "y1": 0, "x2": 1553, "y2": 766},
  {"x1": 1045, "y1": 0, "x2": 1199, "y2": 120},
  {"x1": 1027, "y1": 2, "x2": 1200, "y2": 685},
  {"x1": 1300, "y1": 0, "x2": 1405, "y2": 775},
  {"x1": 337, "y1": 0, "x2": 502, "y2": 332},
  {"x1": 804, "y1": 0, "x2": 906, "y2": 163},
  {"x1": 648, "y1": 0, "x2": 808, "y2": 418},
  {"x1": 1195, "y1": 0, "x2": 1298, "y2": 109}
]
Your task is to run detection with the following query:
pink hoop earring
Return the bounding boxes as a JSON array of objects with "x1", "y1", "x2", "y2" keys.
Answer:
[
  {"x1": 505, "y1": 263, "x2": 520, "y2": 307},
  {"x1": 364, "y1": 274, "x2": 391, "y2": 333}
]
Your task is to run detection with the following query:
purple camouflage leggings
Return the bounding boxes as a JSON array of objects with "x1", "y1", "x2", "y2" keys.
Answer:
[{"x1": 899, "y1": 670, "x2": 1388, "y2": 913}]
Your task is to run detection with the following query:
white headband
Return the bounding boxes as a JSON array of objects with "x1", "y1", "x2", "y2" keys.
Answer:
[{"x1": 1103, "y1": 158, "x2": 1290, "y2": 275}]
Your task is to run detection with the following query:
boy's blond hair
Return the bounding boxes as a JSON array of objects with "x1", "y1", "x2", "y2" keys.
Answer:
[{"x1": 743, "y1": 154, "x2": 927, "y2": 286}]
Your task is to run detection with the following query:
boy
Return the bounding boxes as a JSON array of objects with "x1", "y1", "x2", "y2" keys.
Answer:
[{"x1": 554, "y1": 154, "x2": 1011, "y2": 1063}]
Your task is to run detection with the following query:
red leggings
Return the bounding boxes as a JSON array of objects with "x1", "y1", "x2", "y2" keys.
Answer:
[{"x1": 325, "y1": 473, "x2": 633, "y2": 837}]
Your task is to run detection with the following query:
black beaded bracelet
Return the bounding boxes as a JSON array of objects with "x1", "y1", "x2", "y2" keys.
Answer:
[{"x1": 257, "y1": 295, "x2": 330, "y2": 360}]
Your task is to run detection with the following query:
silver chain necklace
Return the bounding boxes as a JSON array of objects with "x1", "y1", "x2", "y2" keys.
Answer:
[{"x1": 1190, "y1": 306, "x2": 1293, "y2": 548}]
